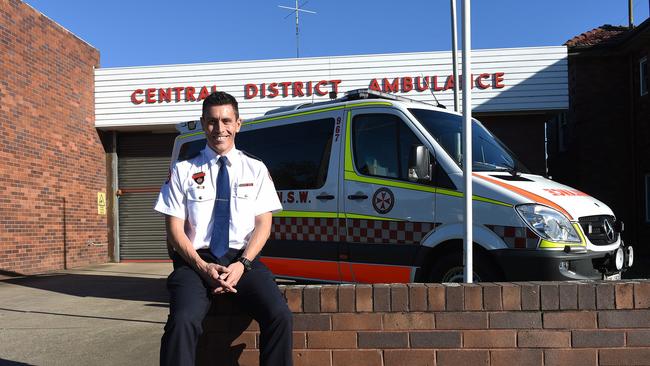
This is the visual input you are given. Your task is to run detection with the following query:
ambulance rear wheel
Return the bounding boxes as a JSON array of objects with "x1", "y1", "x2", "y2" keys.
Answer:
[{"x1": 428, "y1": 251, "x2": 500, "y2": 283}]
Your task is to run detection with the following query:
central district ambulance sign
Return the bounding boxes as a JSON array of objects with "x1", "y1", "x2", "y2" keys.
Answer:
[{"x1": 95, "y1": 47, "x2": 568, "y2": 127}]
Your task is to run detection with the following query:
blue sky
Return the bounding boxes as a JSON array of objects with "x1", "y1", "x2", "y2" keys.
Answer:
[{"x1": 25, "y1": 0, "x2": 650, "y2": 68}]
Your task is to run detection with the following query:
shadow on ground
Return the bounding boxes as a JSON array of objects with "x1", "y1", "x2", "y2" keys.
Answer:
[
  {"x1": 0, "y1": 274, "x2": 168, "y2": 304},
  {"x1": 0, "y1": 359, "x2": 35, "y2": 366}
]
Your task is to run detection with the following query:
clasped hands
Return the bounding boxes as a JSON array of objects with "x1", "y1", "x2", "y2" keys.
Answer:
[{"x1": 203, "y1": 261, "x2": 245, "y2": 295}]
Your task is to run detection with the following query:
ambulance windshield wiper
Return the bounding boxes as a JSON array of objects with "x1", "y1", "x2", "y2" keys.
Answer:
[{"x1": 498, "y1": 159, "x2": 520, "y2": 177}]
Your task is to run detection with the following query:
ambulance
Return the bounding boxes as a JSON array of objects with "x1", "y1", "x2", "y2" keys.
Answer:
[{"x1": 170, "y1": 89, "x2": 633, "y2": 283}]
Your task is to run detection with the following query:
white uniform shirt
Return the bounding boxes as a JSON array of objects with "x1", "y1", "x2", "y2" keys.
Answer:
[{"x1": 154, "y1": 145, "x2": 282, "y2": 251}]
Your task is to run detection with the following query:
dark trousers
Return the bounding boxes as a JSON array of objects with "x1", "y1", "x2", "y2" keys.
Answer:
[{"x1": 160, "y1": 249, "x2": 293, "y2": 366}]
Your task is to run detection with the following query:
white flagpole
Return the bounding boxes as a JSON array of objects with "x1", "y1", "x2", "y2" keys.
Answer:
[
  {"x1": 450, "y1": 0, "x2": 460, "y2": 112},
  {"x1": 461, "y1": 0, "x2": 473, "y2": 283}
]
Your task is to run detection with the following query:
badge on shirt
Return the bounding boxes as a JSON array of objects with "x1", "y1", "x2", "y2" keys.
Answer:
[
  {"x1": 192, "y1": 172, "x2": 205, "y2": 185},
  {"x1": 238, "y1": 182, "x2": 254, "y2": 187}
]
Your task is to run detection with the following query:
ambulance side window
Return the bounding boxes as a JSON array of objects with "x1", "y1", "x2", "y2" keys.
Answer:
[
  {"x1": 177, "y1": 139, "x2": 206, "y2": 161},
  {"x1": 352, "y1": 113, "x2": 422, "y2": 182},
  {"x1": 237, "y1": 118, "x2": 334, "y2": 190}
]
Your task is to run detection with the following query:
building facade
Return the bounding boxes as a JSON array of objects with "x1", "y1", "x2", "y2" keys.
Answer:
[
  {"x1": 95, "y1": 47, "x2": 569, "y2": 260},
  {"x1": 548, "y1": 20, "x2": 650, "y2": 258},
  {"x1": 0, "y1": 0, "x2": 106, "y2": 274}
]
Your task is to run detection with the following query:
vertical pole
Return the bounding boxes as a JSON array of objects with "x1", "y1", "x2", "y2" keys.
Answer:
[
  {"x1": 628, "y1": 0, "x2": 634, "y2": 28},
  {"x1": 450, "y1": 0, "x2": 460, "y2": 112},
  {"x1": 296, "y1": 0, "x2": 300, "y2": 57},
  {"x1": 461, "y1": 0, "x2": 473, "y2": 283},
  {"x1": 112, "y1": 132, "x2": 120, "y2": 262},
  {"x1": 62, "y1": 197, "x2": 67, "y2": 269}
]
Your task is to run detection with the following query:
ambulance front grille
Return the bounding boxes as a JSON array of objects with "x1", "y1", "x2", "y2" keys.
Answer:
[{"x1": 578, "y1": 215, "x2": 619, "y2": 246}]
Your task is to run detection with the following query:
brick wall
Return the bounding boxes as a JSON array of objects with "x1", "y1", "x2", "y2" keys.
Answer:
[
  {"x1": 198, "y1": 281, "x2": 650, "y2": 366},
  {"x1": 0, "y1": 0, "x2": 106, "y2": 274}
]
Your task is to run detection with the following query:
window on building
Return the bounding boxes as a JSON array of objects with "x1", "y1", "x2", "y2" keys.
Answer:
[
  {"x1": 646, "y1": 174, "x2": 650, "y2": 223},
  {"x1": 641, "y1": 57, "x2": 648, "y2": 96},
  {"x1": 237, "y1": 118, "x2": 334, "y2": 190}
]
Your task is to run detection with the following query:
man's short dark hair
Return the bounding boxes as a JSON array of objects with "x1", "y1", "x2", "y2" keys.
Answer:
[{"x1": 202, "y1": 91, "x2": 239, "y2": 119}]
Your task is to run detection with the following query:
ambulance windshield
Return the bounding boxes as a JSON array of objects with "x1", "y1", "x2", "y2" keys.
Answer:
[{"x1": 409, "y1": 108, "x2": 529, "y2": 173}]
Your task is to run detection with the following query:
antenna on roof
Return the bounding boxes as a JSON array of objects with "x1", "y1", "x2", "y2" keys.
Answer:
[
  {"x1": 421, "y1": 73, "x2": 446, "y2": 109},
  {"x1": 278, "y1": 0, "x2": 317, "y2": 58}
]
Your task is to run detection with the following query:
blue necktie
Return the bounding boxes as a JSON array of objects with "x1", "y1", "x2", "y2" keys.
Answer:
[{"x1": 209, "y1": 156, "x2": 230, "y2": 258}]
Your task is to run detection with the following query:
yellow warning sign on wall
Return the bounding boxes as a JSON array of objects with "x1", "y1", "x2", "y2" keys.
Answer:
[{"x1": 97, "y1": 192, "x2": 107, "y2": 215}]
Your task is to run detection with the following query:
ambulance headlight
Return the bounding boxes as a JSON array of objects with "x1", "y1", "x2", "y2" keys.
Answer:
[{"x1": 515, "y1": 204, "x2": 581, "y2": 243}]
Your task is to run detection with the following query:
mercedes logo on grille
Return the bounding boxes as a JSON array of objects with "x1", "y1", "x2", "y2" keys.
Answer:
[{"x1": 603, "y1": 219, "x2": 615, "y2": 241}]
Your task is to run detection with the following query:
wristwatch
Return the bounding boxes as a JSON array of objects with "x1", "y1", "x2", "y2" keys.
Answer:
[{"x1": 237, "y1": 257, "x2": 253, "y2": 272}]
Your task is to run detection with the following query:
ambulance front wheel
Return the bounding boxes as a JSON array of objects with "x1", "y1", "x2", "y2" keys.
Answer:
[{"x1": 428, "y1": 251, "x2": 502, "y2": 283}]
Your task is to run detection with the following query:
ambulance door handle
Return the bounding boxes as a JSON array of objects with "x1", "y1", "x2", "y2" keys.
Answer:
[
  {"x1": 316, "y1": 194, "x2": 335, "y2": 200},
  {"x1": 347, "y1": 193, "x2": 368, "y2": 200}
]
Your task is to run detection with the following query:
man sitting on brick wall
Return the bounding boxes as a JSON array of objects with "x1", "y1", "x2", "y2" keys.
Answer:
[{"x1": 155, "y1": 91, "x2": 293, "y2": 365}]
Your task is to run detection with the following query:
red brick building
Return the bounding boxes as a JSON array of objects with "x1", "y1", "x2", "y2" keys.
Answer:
[
  {"x1": 548, "y1": 20, "x2": 650, "y2": 257},
  {"x1": 0, "y1": 0, "x2": 107, "y2": 274}
]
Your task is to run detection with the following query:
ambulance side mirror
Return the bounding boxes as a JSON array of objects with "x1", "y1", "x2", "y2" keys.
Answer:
[{"x1": 408, "y1": 145, "x2": 432, "y2": 182}]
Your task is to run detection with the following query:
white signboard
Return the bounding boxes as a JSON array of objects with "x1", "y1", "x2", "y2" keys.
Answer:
[{"x1": 95, "y1": 46, "x2": 567, "y2": 129}]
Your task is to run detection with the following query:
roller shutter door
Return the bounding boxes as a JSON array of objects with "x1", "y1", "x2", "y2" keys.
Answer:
[{"x1": 118, "y1": 133, "x2": 176, "y2": 260}]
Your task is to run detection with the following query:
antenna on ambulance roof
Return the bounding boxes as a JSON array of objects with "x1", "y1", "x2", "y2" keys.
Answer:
[
  {"x1": 278, "y1": 0, "x2": 317, "y2": 58},
  {"x1": 421, "y1": 73, "x2": 446, "y2": 109}
]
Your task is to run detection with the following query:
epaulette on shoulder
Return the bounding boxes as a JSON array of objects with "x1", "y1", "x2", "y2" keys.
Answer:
[{"x1": 240, "y1": 150, "x2": 262, "y2": 161}]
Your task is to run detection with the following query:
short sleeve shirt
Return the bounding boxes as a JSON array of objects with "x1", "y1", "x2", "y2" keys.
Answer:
[{"x1": 154, "y1": 145, "x2": 282, "y2": 251}]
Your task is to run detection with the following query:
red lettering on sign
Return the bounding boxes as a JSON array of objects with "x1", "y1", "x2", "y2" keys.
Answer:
[
  {"x1": 268, "y1": 83, "x2": 279, "y2": 98},
  {"x1": 158, "y1": 88, "x2": 171, "y2": 103},
  {"x1": 197, "y1": 86, "x2": 211, "y2": 101},
  {"x1": 146, "y1": 88, "x2": 156, "y2": 104},
  {"x1": 287, "y1": 191, "x2": 295, "y2": 203},
  {"x1": 299, "y1": 191, "x2": 309, "y2": 203},
  {"x1": 331, "y1": 80, "x2": 342, "y2": 94},
  {"x1": 173, "y1": 87, "x2": 184, "y2": 102},
  {"x1": 444, "y1": 75, "x2": 455, "y2": 91},
  {"x1": 293, "y1": 81, "x2": 304, "y2": 97},
  {"x1": 494, "y1": 72, "x2": 505, "y2": 88},
  {"x1": 476, "y1": 73, "x2": 490, "y2": 89},
  {"x1": 315, "y1": 80, "x2": 328, "y2": 96},
  {"x1": 130, "y1": 73, "x2": 507, "y2": 104},
  {"x1": 245, "y1": 84, "x2": 258, "y2": 99},
  {"x1": 415, "y1": 76, "x2": 428, "y2": 92},
  {"x1": 185, "y1": 87, "x2": 196, "y2": 102},
  {"x1": 402, "y1": 77, "x2": 413, "y2": 93},
  {"x1": 432, "y1": 76, "x2": 443, "y2": 91},
  {"x1": 131, "y1": 89, "x2": 144, "y2": 104},
  {"x1": 383, "y1": 78, "x2": 399, "y2": 93},
  {"x1": 280, "y1": 81, "x2": 292, "y2": 97},
  {"x1": 369, "y1": 78, "x2": 381, "y2": 92}
]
